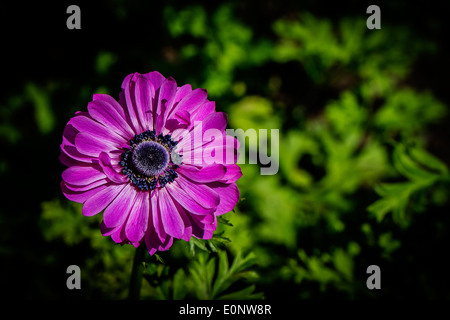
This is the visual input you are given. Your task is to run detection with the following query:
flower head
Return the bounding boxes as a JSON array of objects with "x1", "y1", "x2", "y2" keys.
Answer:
[{"x1": 60, "y1": 71, "x2": 241, "y2": 255}]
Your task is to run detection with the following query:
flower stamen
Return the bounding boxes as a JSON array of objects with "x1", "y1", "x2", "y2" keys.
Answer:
[{"x1": 119, "y1": 129, "x2": 182, "y2": 190}]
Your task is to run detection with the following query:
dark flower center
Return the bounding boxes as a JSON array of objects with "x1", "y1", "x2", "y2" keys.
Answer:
[
  {"x1": 119, "y1": 130, "x2": 182, "y2": 191},
  {"x1": 131, "y1": 141, "x2": 169, "y2": 177}
]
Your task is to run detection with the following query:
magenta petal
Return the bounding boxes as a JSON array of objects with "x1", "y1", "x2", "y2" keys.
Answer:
[
  {"x1": 173, "y1": 84, "x2": 192, "y2": 105},
  {"x1": 172, "y1": 88, "x2": 207, "y2": 116},
  {"x1": 189, "y1": 213, "x2": 217, "y2": 240},
  {"x1": 62, "y1": 123, "x2": 78, "y2": 145},
  {"x1": 62, "y1": 165, "x2": 105, "y2": 186},
  {"x1": 75, "y1": 132, "x2": 116, "y2": 157},
  {"x1": 93, "y1": 93, "x2": 127, "y2": 120},
  {"x1": 87, "y1": 100, "x2": 135, "y2": 139},
  {"x1": 103, "y1": 183, "x2": 136, "y2": 228},
  {"x1": 145, "y1": 193, "x2": 175, "y2": 254},
  {"x1": 177, "y1": 112, "x2": 228, "y2": 152},
  {"x1": 98, "y1": 152, "x2": 127, "y2": 183},
  {"x1": 155, "y1": 77, "x2": 178, "y2": 133},
  {"x1": 121, "y1": 73, "x2": 144, "y2": 134},
  {"x1": 209, "y1": 182, "x2": 240, "y2": 215},
  {"x1": 188, "y1": 134, "x2": 239, "y2": 165},
  {"x1": 159, "y1": 235, "x2": 174, "y2": 251},
  {"x1": 177, "y1": 164, "x2": 226, "y2": 183},
  {"x1": 173, "y1": 201, "x2": 193, "y2": 241},
  {"x1": 111, "y1": 223, "x2": 127, "y2": 244},
  {"x1": 165, "y1": 181, "x2": 215, "y2": 215},
  {"x1": 70, "y1": 113, "x2": 125, "y2": 145},
  {"x1": 190, "y1": 101, "x2": 216, "y2": 123},
  {"x1": 125, "y1": 191, "x2": 149, "y2": 243},
  {"x1": 100, "y1": 220, "x2": 121, "y2": 237},
  {"x1": 177, "y1": 175, "x2": 220, "y2": 209},
  {"x1": 133, "y1": 75, "x2": 154, "y2": 131},
  {"x1": 61, "y1": 181, "x2": 107, "y2": 203},
  {"x1": 59, "y1": 152, "x2": 81, "y2": 167},
  {"x1": 146, "y1": 232, "x2": 173, "y2": 255},
  {"x1": 175, "y1": 110, "x2": 190, "y2": 125},
  {"x1": 151, "y1": 190, "x2": 167, "y2": 242},
  {"x1": 65, "y1": 178, "x2": 109, "y2": 192},
  {"x1": 220, "y1": 164, "x2": 243, "y2": 183},
  {"x1": 82, "y1": 183, "x2": 126, "y2": 217},
  {"x1": 143, "y1": 71, "x2": 165, "y2": 90},
  {"x1": 61, "y1": 141, "x2": 94, "y2": 164},
  {"x1": 158, "y1": 188, "x2": 185, "y2": 239}
]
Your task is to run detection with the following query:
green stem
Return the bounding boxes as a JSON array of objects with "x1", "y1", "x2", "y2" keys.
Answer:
[{"x1": 128, "y1": 244, "x2": 146, "y2": 300}]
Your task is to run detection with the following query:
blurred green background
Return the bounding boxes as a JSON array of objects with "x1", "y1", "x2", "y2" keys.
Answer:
[{"x1": 1, "y1": 0, "x2": 450, "y2": 299}]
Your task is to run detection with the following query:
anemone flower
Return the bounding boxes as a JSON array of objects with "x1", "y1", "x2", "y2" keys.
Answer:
[{"x1": 60, "y1": 71, "x2": 241, "y2": 255}]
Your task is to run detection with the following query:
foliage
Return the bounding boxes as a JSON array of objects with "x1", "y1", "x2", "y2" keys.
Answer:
[{"x1": 143, "y1": 250, "x2": 263, "y2": 300}]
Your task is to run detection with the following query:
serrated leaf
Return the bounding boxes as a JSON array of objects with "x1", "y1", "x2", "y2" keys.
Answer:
[
  {"x1": 153, "y1": 253, "x2": 165, "y2": 264},
  {"x1": 374, "y1": 182, "x2": 413, "y2": 197},
  {"x1": 217, "y1": 216, "x2": 234, "y2": 227},
  {"x1": 367, "y1": 198, "x2": 394, "y2": 222},
  {"x1": 173, "y1": 269, "x2": 188, "y2": 300},
  {"x1": 393, "y1": 145, "x2": 439, "y2": 182},
  {"x1": 189, "y1": 237, "x2": 208, "y2": 255},
  {"x1": 410, "y1": 147, "x2": 448, "y2": 176},
  {"x1": 217, "y1": 285, "x2": 264, "y2": 300}
]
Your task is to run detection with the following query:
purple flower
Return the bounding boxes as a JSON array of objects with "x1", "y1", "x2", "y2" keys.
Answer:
[{"x1": 60, "y1": 71, "x2": 242, "y2": 255}]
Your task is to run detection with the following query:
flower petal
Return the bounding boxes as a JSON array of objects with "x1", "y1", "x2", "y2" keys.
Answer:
[
  {"x1": 59, "y1": 150, "x2": 85, "y2": 167},
  {"x1": 220, "y1": 164, "x2": 243, "y2": 183},
  {"x1": 158, "y1": 187, "x2": 185, "y2": 239},
  {"x1": 75, "y1": 132, "x2": 116, "y2": 157},
  {"x1": 82, "y1": 183, "x2": 126, "y2": 217},
  {"x1": 100, "y1": 220, "x2": 121, "y2": 237},
  {"x1": 93, "y1": 93, "x2": 127, "y2": 120},
  {"x1": 133, "y1": 74, "x2": 155, "y2": 131},
  {"x1": 70, "y1": 113, "x2": 126, "y2": 145},
  {"x1": 208, "y1": 182, "x2": 240, "y2": 215},
  {"x1": 88, "y1": 99, "x2": 135, "y2": 139},
  {"x1": 103, "y1": 183, "x2": 137, "y2": 228},
  {"x1": 174, "y1": 84, "x2": 192, "y2": 105},
  {"x1": 188, "y1": 213, "x2": 217, "y2": 240},
  {"x1": 173, "y1": 201, "x2": 192, "y2": 241},
  {"x1": 155, "y1": 77, "x2": 177, "y2": 134},
  {"x1": 165, "y1": 181, "x2": 215, "y2": 215},
  {"x1": 120, "y1": 73, "x2": 144, "y2": 134},
  {"x1": 176, "y1": 112, "x2": 228, "y2": 151},
  {"x1": 98, "y1": 152, "x2": 127, "y2": 183},
  {"x1": 62, "y1": 165, "x2": 106, "y2": 186},
  {"x1": 125, "y1": 191, "x2": 150, "y2": 243},
  {"x1": 169, "y1": 88, "x2": 207, "y2": 118},
  {"x1": 64, "y1": 178, "x2": 109, "y2": 192},
  {"x1": 151, "y1": 190, "x2": 167, "y2": 242},
  {"x1": 190, "y1": 101, "x2": 216, "y2": 123},
  {"x1": 177, "y1": 164, "x2": 226, "y2": 183},
  {"x1": 145, "y1": 221, "x2": 173, "y2": 255},
  {"x1": 111, "y1": 223, "x2": 128, "y2": 244},
  {"x1": 143, "y1": 71, "x2": 165, "y2": 90},
  {"x1": 61, "y1": 181, "x2": 107, "y2": 203},
  {"x1": 177, "y1": 175, "x2": 220, "y2": 209}
]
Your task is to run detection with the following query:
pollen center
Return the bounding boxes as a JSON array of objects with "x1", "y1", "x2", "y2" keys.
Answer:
[{"x1": 131, "y1": 141, "x2": 169, "y2": 177}]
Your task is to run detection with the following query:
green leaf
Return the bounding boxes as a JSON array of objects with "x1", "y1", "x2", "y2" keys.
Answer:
[
  {"x1": 173, "y1": 269, "x2": 188, "y2": 300},
  {"x1": 393, "y1": 144, "x2": 438, "y2": 182},
  {"x1": 187, "y1": 251, "x2": 263, "y2": 300},
  {"x1": 218, "y1": 285, "x2": 264, "y2": 300},
  {"x1": 367, "y1": 144, "x2": 449, "y2": 226},
  {"x1": 409, "y1": 147, "x2": 448, "y2": 176},
  {"x1": 217, "y1": 216, "x2": 234, "y2": 227}
]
